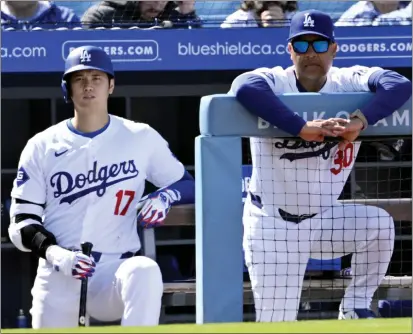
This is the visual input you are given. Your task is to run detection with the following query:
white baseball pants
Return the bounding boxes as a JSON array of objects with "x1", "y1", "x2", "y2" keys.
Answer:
[
  {"x1": 30, "y1": 255, "x2": 163, "y2": 328},
  {"x1": 243, "y1": 200, "x2": 395, "y2": 322}
]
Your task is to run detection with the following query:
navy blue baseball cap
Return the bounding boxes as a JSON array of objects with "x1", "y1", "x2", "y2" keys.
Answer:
[{"x1": 288, "y1": 10, "x2": 335, "y2": 42}]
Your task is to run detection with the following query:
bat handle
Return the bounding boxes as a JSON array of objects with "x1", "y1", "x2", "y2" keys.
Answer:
[
  {"x1": 78, "y1": 241, "x2": 93, "y2": 327},
  {"x1": 81, "y1": 242, "x2": 93, "y2": 257}
]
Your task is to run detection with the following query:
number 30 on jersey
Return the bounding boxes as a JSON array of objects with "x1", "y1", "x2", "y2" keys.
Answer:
[{"x1": 330, "y1": 143, "x2": 354, "y2": 175}]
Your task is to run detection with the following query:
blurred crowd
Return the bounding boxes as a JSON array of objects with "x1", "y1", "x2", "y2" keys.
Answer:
[{"x1": 1, "y1": 0, "x2": 412, "y2": 30}]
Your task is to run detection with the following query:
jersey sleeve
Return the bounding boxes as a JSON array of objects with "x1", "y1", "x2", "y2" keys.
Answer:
[
  {"x1": 336, "y1": 65, "x2": 383, "y2": 92},
  {"x1": 10, "y1": 138, "x2": 46, "y2": 205},
  {"x1": 229, "y1": 66, "x2": 286, "y2": 95},
  {"x1": 145, "y1": 126, "x2": 185, "y2": 188}
]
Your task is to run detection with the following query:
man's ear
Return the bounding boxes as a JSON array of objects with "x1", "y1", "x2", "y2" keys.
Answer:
[
  {"x1": 331, "y1": 42, "x2": 338, "y2": 58},
  {"x1": 109, "y1": 78, "x2": 115, "y2": 95},
  {"x1": 287, "y1": 43, "x2": 294, "y2": 60}
]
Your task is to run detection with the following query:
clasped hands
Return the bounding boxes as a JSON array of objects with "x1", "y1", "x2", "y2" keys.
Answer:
[{"x1": 298, "y1": 117, "x2": 364, "y2": 150}]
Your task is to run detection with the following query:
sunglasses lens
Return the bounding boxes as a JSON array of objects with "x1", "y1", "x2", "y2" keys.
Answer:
[
  {"x1": 313, "y1": 40, "x2": 329, "y2": 53},
  {"x1": 292, "y1": 41, "x2": 309, "y2": 53}
]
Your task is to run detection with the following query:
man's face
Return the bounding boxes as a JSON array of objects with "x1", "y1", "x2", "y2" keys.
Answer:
[
  {"x1": 372, "y1": 1, "x2": 400, "y2": 13},
  {"x1": 69, "y1": 70, "x2": 114, "y2": 109},
  {"x1": 372, "y1": 1, "x2": 400, "y2": 7},
  {"x1": 139, "y1": 1, "x2": 168, "y2": 19},
  {"x1": 5, "y1": 1, "x2": 37, "y2": 10},
  {"x1": 288, "y1": 34, "x2": 337, "y2": 80}
]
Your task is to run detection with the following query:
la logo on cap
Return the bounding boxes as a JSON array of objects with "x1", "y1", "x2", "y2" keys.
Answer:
[
  {"x1": 303, "y1": 13, "x2": 314, "y2": 27},
  {"x1": 80, "y1": 49, "x2": 92, "y2": 63}
]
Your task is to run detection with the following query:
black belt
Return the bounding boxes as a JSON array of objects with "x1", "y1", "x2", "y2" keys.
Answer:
[
  {"x1": 67, "y1": 248, "x2": 137, "y2": 263},
  {"x1": 92, "y1": 251, "x2": 136, "y2": 263},
  {"x1": 249, "y1": 192, "x2": 316, "y2": 224}
]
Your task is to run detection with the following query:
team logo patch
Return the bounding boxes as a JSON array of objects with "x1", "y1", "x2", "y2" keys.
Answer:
[
  {"x1": 303, "y1": 13, "x2": 315, "y2": 27},
  {"x1": 79, "y1": 49, "x2": 92, "y2": 63},
  {"x1": 16, "y1": 167, "x2": 30, "y2": 187}
]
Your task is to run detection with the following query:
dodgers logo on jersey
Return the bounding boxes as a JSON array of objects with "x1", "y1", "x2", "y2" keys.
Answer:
[
  {"x1": 275, "y1": 140, "x2": 337, "y2": 162},
  {"x1": 50, "y1": 160, "x2": 139, "y2": 204}
]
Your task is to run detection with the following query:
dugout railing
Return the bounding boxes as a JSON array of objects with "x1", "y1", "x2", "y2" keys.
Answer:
[{"x1": 143, "y1": 92, "x2": 412, "y2": 324}]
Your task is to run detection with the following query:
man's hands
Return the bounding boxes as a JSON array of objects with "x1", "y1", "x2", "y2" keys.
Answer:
[
  {"x1": 298, "y1": 119, "x2": 345, "y2": 142},
  {"x1": 46, "y1": 245, "x2": 96, "y2": 280},
  {"x1": 176, "y1": 0, "x2": 195, "y2": 14},
  {"x1": 260, "y1": 4, "x2": 285, "y2": 27},
  {"x1": 327, "y1": 117, "x2": 364, "y2": 150},
  {"x1": 298, "y1": 117, "x2": 364, "y2": 150},
  {"x1": 137, "y1": 189, "x2": 181, "y2": 228}
]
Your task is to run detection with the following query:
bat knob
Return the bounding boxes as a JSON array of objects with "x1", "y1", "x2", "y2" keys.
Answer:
[
  {"x1": 81, "y1": 242, "x2": 93, "y2": 256},
  {"x1": 79, "y1": 315, "x2": 86, "y2": 326}
]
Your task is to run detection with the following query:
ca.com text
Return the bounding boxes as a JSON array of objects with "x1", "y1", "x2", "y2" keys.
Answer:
[{"x1": 1, "y1": 46, "x2": 46, "y2": 58}]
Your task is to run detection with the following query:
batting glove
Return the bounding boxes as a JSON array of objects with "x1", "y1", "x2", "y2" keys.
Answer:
[
  {"x1": 45, "y1": 245, "x2": 96, "y2": 280},
  {"x1": 137, "y1": 189, "x2": 181, "y2": 228}
]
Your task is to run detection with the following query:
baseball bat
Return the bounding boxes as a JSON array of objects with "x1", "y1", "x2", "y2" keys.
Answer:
[{"x1": 78, "y1": 241, "x2": 93, "y2": 327}]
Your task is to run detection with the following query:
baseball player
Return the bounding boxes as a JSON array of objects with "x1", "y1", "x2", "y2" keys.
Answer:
[
  {"x1": 229, "y1": 10, "x2": 412, "y2": 322},
  {"x1": 8, "y1": 45, "x2": 195, "y2": 329}
]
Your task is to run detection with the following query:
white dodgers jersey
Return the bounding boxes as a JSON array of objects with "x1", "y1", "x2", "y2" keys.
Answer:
[
  {"x1": 229, "y1": 65, "x2": 382, "y2": 216},
  {"x1": 11, "y1": 115, "x2": 185, "y2": 253}
]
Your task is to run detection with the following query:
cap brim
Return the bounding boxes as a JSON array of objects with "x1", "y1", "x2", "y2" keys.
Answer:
[
  {"x1": 288, "y1": 31, "x2": 332, "y2": 41},
  {"x1": 63, "y1": 64, "x2": 113, "y2": 78}
]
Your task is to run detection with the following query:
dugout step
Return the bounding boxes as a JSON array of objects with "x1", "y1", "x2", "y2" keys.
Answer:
[
  {"x1": 161, "y1": 200, "x2": 412, "y2": 228},
  {"x1": 162, "y1": 276, "x2": 413, "y2": 307}
]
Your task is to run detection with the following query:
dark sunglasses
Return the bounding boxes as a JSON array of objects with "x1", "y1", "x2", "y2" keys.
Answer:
[{"x1": 291, "y1": 40, "x2": 331, "y2": 54}]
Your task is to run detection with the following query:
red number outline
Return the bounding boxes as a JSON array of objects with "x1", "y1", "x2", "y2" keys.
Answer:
[
  {"x1": 114, "y1": 190, "x2": 135, "y2": 216},
  {"x1": 330, "y1": 143, "x2": 354, "y2": 175}
]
